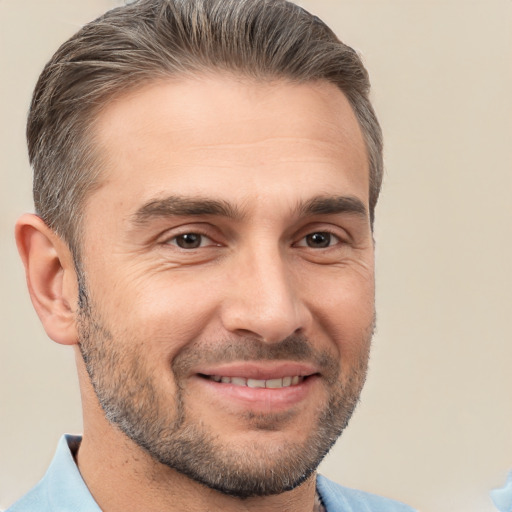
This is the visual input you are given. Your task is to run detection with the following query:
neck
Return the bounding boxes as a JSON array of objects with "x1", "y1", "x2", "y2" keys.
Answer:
[{"x1": 76, "y1": 426, "x2": 318, "y2": 512}]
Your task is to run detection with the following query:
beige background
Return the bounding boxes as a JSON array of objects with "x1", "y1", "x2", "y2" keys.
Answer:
[{"x1": 1, "y1": 1, "x2": 511, "y2": 511}]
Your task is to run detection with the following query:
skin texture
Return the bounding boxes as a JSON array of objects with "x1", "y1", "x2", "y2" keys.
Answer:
[{"x1": 16, "y1": 75, "x2": 375, "y2": 512}]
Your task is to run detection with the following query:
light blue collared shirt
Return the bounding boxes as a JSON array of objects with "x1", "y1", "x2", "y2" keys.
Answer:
[
  {"x1": 491, "y1": 471, "x2": 512, "y2": 512},
  {"x1": 7, "y1": 435, "x2": 417, "y2": 512}
]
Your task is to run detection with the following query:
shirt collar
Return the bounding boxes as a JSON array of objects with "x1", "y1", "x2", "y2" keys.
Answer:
[{"x1": 44, "y1": 434, "x2": 101, "y2": 512}]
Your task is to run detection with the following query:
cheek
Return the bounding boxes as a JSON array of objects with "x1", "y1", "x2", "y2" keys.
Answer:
[
  {"x1": 96, "y1": 271, "x2": 223, "y2": 358},
  {"x1": 304, "y1": 268, "x2": 375, "y2": 354}
]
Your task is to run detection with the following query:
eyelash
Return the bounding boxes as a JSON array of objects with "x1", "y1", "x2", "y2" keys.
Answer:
[
  {"x1": 164, "y1": 232, "x2": 219, "y2": 250},
  {"x1": 294, "y1": 231, "x2": 342, "y2": 249},
  {"x1": 162, "y1": 229, "x2": 346, "y2": 251}
]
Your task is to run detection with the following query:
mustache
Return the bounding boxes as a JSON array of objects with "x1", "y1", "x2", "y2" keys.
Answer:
[{"x1": 171, "y1": 334, "x2": 340, "y2": 384}]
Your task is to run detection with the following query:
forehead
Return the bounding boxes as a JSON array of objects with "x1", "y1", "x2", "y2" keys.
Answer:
[{"x1": 87, "y1": 74, "x2": 369, "y2": 220}]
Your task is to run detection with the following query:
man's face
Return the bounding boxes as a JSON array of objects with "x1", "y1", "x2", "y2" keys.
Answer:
[{"x1": 77, "y1": 75, "x2": 375, "y2": 497}]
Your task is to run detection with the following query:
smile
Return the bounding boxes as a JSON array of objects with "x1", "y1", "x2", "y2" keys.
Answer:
[
  {"x1": 194, "y1": 369, "x2": 320, "y2": 411},
  {"x1": 202, "y1": 375, "x2": 305, "y2": 388}
]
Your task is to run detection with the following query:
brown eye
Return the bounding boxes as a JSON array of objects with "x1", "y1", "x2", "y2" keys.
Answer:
[
  {"x1": 174, "y1": 233, "x2": 203, "y2": 249},
  {"x1": 305, "y1": 232, "x2": 333, "y2": 248}
]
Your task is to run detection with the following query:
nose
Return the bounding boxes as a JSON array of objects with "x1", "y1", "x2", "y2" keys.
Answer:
[{"x1": 220, "y1": 245, "x2": 312, "y2": 343}]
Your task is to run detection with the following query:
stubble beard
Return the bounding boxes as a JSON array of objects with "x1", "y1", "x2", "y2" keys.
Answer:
[{"x1": 77, "y1": 280, "x2": 373, "y2": 498}]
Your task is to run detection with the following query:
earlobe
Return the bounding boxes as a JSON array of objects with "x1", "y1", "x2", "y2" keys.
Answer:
[{"x1": 15, "y1": 213, "x2": 79, "y2": 345}]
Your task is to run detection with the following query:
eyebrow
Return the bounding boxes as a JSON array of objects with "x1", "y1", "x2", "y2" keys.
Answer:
[
  {"x1": 132, "y1": 196, "x2": 244, "y2": 225},
  {"x1": 297, "y1": 195, "x2": 368, "y2": 219},
  {"x1": 131, "y1": 194, "x2": 368, "y2": 226}
]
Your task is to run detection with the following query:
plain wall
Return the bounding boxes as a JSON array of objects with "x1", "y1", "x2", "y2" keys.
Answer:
[{"x1": 1, "y1": 1, "x2": 511, "y2": 511}]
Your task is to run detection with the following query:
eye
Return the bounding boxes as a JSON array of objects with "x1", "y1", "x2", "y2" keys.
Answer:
[
  {"x1": 296, "y1": 232, "x2": 340, "y2": 248},
  {"x1": 168, "y1": 233, "x2": 215, "y2": 249}
]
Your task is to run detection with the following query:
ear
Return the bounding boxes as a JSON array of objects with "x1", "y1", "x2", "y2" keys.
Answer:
[{"x1": 15, "y1": 213, "x2": 79, "y2": 345}]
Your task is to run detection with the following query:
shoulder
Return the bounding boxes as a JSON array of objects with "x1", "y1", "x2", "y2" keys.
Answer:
[
  {"x1": 317, "y1": 474, "x2": 418, "y2": 512},
  {"x1": 491, "y1": 470, "x2": 512, "y2": 512},
  {"x1": 5, "y1": 435, "x2": 101, "y2": 512},
  {"x1": 5, "y1": 480, "x2": 51, "y2": 512}
]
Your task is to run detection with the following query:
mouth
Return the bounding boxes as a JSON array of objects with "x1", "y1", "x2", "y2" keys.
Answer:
[
  {"x1": 198, "y1": 374, "x2": 307, "y2": 388},
  {"x1": 190, "y1": 362, "x2": 321, "y2": 412}
]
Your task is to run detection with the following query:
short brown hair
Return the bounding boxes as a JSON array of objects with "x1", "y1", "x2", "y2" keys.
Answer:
[{"x1": 28, "y1": 0, "x2": 383, "y2": 253}]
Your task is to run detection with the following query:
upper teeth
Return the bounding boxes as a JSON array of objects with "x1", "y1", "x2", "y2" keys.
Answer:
[{"x1": 209, "y1": 375, "x2": 303, "y2": 388}]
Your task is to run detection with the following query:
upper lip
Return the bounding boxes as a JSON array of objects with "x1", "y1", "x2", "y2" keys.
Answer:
[{"x1": 193, "y1": 361, "x2": 319, "y2": 380}]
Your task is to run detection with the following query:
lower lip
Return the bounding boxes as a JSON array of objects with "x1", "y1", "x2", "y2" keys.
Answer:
[{"x1": 192, "y1": 375, "x2": 320, "y2": 412}]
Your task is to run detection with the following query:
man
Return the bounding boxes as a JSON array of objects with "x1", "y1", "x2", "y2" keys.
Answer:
[{"x1": 9, "y1": 0, "x2": 416, "y2": 511}]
